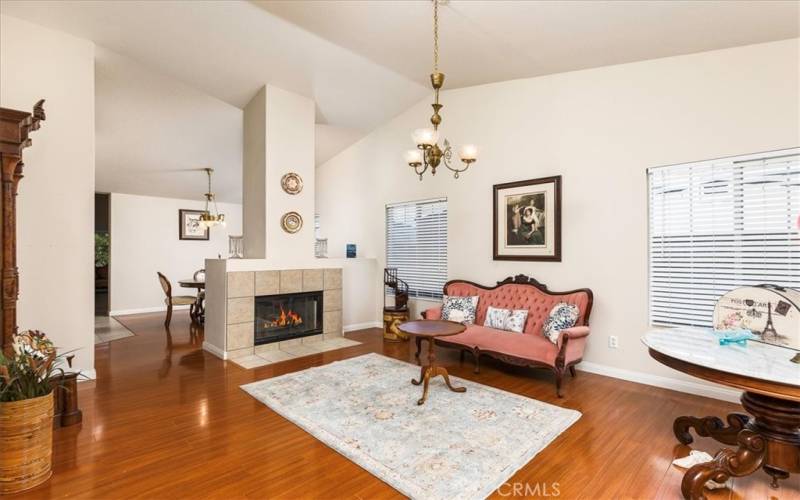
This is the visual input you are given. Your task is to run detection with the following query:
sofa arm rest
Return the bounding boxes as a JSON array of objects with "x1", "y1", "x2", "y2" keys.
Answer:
[
  {"x1": 421, "y1": 306, "x2": 442, "y2": 320},
  {"x1": 556, "y1": 325, "x2": 590, "y2": 350}
]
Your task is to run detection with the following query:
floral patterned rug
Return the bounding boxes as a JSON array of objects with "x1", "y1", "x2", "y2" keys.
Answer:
[{"x1": 241, "y1": 353, "x2": 580, "y2": 500}]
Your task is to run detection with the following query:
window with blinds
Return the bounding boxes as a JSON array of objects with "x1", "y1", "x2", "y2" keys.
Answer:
[
  {"x1": 386, "y1": 198, "x2": 447, "y2": 299},
  {"x1": 648, "y1": 148, "x2": 800, "y2": 327}
]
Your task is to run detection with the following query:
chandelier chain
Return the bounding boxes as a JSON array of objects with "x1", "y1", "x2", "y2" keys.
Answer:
[{"x1": 433, "y1": 0, "x2": 439, "y2": 72}]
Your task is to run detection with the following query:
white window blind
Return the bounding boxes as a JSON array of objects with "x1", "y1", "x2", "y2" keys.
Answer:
[
  {"x1": 648, "y1": 148, "x2": 800, "y2": 327},
  {"x1": 386, "y1": 198, "x2": 447, "y2": 299}
]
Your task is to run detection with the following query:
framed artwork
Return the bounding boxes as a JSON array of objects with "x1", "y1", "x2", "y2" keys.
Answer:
[
  {"x1": 179, "y1": 209, "x2": 209, "y2": 241},
  {"x1": 493, "y1": 176, "x2": 562, "y2": 261}
]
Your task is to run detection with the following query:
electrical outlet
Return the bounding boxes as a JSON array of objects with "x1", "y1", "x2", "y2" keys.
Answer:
[{"x1": 608, "y1": 335, "x2": 619, "y2": 349}]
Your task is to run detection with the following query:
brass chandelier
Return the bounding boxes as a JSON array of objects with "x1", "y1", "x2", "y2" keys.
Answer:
[
  {"x1": 405, "y1": 0, "x2": 478, "y2": 180},
  {"x1": 199, "y1": 167, "x2": 225, "y2": 228}
]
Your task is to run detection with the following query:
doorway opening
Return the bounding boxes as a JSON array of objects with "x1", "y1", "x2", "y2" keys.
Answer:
[{"x1": 95, "y1": 193, "x2": 110, "y2": 316}]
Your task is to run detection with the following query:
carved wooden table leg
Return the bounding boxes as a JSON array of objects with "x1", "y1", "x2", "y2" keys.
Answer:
[
  {"x1": 681, "y1": 429, "x2": 765, "y2": 500},
  {"x1": 676, "y1": 392, "x2": 800, "y2": 499},
  {"x1": 414, "y1": 337, "x2": 423, "y2": 360},
  {"x1": 674, "y1": 413, "x2": 749, "y2": 445},
  {"x1": 413, "y1": 335, "x2": 465, "y2": 405}
]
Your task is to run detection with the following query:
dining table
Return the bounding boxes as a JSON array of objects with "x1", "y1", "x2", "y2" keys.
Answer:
[
  {"x1": 178, "y1": 278, "x2": 205, "y2": 324},
  {"x1": 642, "y1": 327, "x2": 800, "y2": 499}
]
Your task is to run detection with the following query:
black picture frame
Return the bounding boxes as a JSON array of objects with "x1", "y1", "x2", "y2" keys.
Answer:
[
  {"x1": 493, "y1": 176, "x2": 562, "y2": 261},
  {"x1": 179, "y1": 209, "x2": 209, "y2": 241}
]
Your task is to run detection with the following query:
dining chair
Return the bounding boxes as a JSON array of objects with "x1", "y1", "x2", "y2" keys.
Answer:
[{"x1": 157, "y1": 272, "x2": 198, "y2": 327}]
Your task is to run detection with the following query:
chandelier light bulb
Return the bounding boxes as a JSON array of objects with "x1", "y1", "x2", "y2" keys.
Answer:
[
  {"x1": 412, "y1": 128, "x2": 437, "y2": 147},
  {"x1": 405, "y1": 150, "x2": 423, "y2": 165},
  {"x1": 459, "y1": 144, "x2": 478, "y2": 162}
]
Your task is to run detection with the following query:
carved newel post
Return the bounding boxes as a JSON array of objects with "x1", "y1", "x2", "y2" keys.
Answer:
[{"x1": 0, "y1": 100, "x2": 45, "y2": 355}]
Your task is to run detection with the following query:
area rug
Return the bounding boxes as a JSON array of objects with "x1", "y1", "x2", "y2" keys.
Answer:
[{"x1": 241, "y1": 353, "x2": 580, "y2": 500}]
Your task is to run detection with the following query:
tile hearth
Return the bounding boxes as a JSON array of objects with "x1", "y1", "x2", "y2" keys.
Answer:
[{"x1": 232, "y1": 337, "x2": 361, "y2": 369}]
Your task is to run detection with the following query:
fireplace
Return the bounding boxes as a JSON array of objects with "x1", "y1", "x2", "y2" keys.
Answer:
[{"x1": 254, "y1": 291, "x2": 323, "y2": 345}]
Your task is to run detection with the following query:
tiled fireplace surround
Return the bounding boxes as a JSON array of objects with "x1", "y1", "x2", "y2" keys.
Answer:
[{"x1": 224, "y1": 268, "x2": 343, "y2": 359}]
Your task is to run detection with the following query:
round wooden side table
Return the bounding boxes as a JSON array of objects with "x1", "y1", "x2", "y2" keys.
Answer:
[
  {"x1": 383, "y1": 308, "x2": 410, "y2": 341},
  {"x1": 398, "y1": 320, "x2": 467, "y2": 405}
]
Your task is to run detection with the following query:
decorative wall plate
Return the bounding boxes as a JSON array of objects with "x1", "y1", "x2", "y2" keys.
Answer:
[
  {"x1": 280, "y1": 211, "x2": 303, "y2": 234},
  {"x1": 281, "y1": 172, "x2": 303, "y2": 195}
]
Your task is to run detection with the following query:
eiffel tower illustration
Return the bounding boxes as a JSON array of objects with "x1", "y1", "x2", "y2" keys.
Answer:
[{"x1": 761, "y1": 302, "x2": 779, "y2": 341}]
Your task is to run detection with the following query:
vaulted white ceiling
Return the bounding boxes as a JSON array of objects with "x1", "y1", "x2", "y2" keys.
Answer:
[
  {"x1": 260, "y1": 0, "x2": 800, "y2": 90},
  {"x1": 94, "y1": 48, "x2": 244, "y2": 203},
  {"x1": 1, "y1": 0, "x2": 796, "y2": 201}
]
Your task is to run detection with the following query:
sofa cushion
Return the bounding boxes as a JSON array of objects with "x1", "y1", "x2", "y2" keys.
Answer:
[
  {"x1": 441, "y1": 295, "x2": 479, "y2": 324},
  {"x1": 542, "y1": 302, "x2": 580, "y2": 344},
  {"x1": 442, "y1": 325, "x2": 559, "y2": 366}
]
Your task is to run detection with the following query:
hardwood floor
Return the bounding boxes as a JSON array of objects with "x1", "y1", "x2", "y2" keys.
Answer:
[{"x1": 16, "y1": 311, "x2": 799, "y2": 499}]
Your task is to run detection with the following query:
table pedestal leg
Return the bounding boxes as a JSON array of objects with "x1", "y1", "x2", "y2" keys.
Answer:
[
  {"x1": 412, "y1": 336, "x2": 466, "y2": 405},
  {"x1": 674, "y1": 413, "x2": 749, "y2": 445},
  {"x1": 673, "y1": 392, "x2": 800, "y2": 500},
  {"x1": 681, "y1": 429, "x2": 765, "y2": 500}
]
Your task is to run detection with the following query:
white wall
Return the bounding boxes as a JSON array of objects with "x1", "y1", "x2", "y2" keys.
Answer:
[
  {"x1": 316, "y1": 39, "x2": 800, "y2": 397},
  {"x1": 109, "y1": 193, "x2": 242, "y2": 314},
  {"x1": 1, "y1": 14, "x2": 96, "y2": 375}
]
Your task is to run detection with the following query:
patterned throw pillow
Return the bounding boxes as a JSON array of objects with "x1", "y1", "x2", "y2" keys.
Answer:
[
  {"x1": 542, "y1": 302, "x2": 580, "y2": 344},
  {"x1": 484, "y1": 306, "x2": 511, "y2": 329},
  {"x1": 505, "y1": 309, "x2": 529, "y2": 333},
  {"x1": 441, "y1": 295, "x2": 479, "y2": 324},
  {"x1": 483, "y1": 307, "x2": 529, "y2": 333}
]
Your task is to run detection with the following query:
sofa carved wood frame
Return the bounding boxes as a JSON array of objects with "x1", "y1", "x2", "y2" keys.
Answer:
[{"x1": 421, "y1": 274, "x2": 594, "y2": 397}]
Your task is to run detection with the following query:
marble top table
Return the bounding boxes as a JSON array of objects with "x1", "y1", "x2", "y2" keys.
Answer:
[
  {"x1": 642, "y1": 327, "x2": 799, "y2": 399},
  {"x1": 643, "y1": 326, "x2": 800, "y2": 499}
]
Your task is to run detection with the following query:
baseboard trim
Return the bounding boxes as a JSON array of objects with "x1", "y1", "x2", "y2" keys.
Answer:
[
  {"x1": 344, "y1": 321, "x2": 382, "y2": 332},
  {"x1": 577, "y1": 361, "x2": 741, "y2": 403},
  {"x1": 110, "y1": 305, "x2": 189, "y2": 316},
  {"x1": 78, "y1": 369, "x2": 97, "y2": 382},
  {"x1": 203, "y1": 341, "x2": 226, "y2": 360}
]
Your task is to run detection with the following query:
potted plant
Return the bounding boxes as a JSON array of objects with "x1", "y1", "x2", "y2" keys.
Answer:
[
  {"x1": 0, "y1": 331, "x2": 63, "y2": 494},
  {"x1": 95, "y1": 232, "x2": 109, "y2": 281}
]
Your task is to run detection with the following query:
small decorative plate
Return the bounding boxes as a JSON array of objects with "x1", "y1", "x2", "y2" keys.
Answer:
[
  {"x1": 280, "y1": 211, "x2": 303, "y2": 233},
  {"x1": 281, "y1": 172, "x2": 303, "y2": 195}
]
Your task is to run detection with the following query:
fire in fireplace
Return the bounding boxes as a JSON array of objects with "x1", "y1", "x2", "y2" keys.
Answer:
[{"x1": 254, "y1": 291, "x2": 323, "y2": 345}]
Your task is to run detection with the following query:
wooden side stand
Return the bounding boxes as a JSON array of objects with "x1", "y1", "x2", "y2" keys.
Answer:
[
  {"x1": 399, "y1": 320, "x2": 467, "y2": 405},
  {"x1": 0, "y1": 100, "x2": 45, "y2": 355},
  {"x1": 411, "y1": 334, "x2": 466, "y2": 405}
]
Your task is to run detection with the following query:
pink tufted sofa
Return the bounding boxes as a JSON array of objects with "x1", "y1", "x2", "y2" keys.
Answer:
[{"x1": 421, "y1": 274, "x2": 593, "y2": 397}]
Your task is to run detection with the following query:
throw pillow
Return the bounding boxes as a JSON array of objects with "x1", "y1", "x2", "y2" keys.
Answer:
[
  {"x1": 505, "y1": 309, "x2": 529, "y2": 333},
  {"x1": 542, "y1": 302, "x2": 580, "y2": 344},
  {"x1": 483, "y1": 307, "x2": 528, "y2": 333},
  {"x1": 441, "y1": 295, "x2": 479, "y2": 324},
  {"x1": 484, "y1": 306, "x2": 511, "y2": 329}
]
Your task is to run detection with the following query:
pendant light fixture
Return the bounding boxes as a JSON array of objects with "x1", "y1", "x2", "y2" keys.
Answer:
[
  {"x1": 405, "y1": 0, "x2": 478, "y2": 180},
  {"x1": 199, "y1": 167, "x2": 225, "y2": 228}
]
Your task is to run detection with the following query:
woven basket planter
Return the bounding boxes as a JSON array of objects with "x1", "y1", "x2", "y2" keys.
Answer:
[{"x1": 0, "y1": 392, "x2": 54, "y2": 494}]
